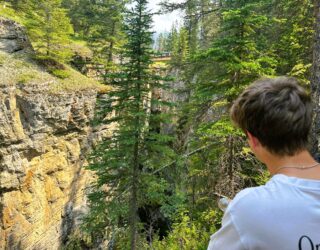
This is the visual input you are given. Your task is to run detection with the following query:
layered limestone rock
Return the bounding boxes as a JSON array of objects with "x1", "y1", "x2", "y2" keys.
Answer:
[{"x1": 0, "y1": 83, "x2": 103, "y2": 249}]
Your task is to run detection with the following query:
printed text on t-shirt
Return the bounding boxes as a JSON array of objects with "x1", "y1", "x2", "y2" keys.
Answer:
[{"x1": 299, "y1": 235, "x2": 320, "y2": 250}]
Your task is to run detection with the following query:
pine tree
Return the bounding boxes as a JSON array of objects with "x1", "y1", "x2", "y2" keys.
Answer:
[
  {"x1": 155, "y1": 33, "x2": 171, "y2": 53},
  {"x1": 198, "y1": 0, "x2": 220, "y2": 49},
  {"x1": 271, "y1": 0, "x2": 314, "y2": 82},
  {"x1": 24, "y1": 0, "x2": 73, "y2": 60},
  {"x1": 84, "y1": 0, "x2": 176, "y2": 248},
  {"x1": 185, "y1": 0, "x2": 199, "y2": 54},
  {"x1": 171, "y1": 27, "x2": 189, "y2": 66},
  {"x1": 311, "y1": 0, "x2": 320, "y2": 157},
  {"x1": 166, "y1": 23, "x2": 179, "y2": 53},
  {"x1": 63, "y1": 0, "x2": 126, "y2": 65}
]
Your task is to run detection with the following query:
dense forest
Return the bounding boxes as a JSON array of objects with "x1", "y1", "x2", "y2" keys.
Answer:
[{"x1": 0, "y1": 0, "x2": 318, "y2": 249}]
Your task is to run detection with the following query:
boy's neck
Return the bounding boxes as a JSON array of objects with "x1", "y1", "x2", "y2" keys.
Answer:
[{"x1": 265, "y1": 150, "x2": 320, "y2": 180}]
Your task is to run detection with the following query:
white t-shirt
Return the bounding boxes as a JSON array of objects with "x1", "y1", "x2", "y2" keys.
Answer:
[{"x1": 208, "y1": 174, "x2": 320, "y2": 250}]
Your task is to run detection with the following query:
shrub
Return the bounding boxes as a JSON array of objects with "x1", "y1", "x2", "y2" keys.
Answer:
[
  {"x1": 151, "y1": 210, "x2": 218, "y2": 250},
  {"x1": 34, "y1": 55, "x2": 65, "y2": 70},
  {"x1": 50, "y1": 69, "x2": 70, "y2": 79},
  {"x1": 0, "y1": 54, "x2": 6, "y2": 66},
  {"x1": 17, "y1": 72, "x2": 36, "y2": 83}
]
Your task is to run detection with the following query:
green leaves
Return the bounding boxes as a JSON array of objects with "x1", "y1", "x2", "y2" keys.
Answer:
[
  {"x1": 152, "y1": 211, "x2": 217, "y2": 250},
  {"x1": 24, "y1": 0, "x2": 73, "y2": 60},
  {"x1": 197, "y1": 117, "x2": 243, "y2": 139}
]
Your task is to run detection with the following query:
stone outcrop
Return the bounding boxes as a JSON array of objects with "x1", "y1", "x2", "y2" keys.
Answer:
[
  {"x1": 0, "y1": 82, "x2": 104, "y2": 249},
  {"x1": 0, "y1": 18, "x2": 33, "y2": 54}
]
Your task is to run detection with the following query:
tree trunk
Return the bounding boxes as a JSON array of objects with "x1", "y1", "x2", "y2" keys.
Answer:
[
  {"x1": 130, "y1": 78, "x2": 141, "y2": 250},
  {"x1": 108, "y1": 21, "x2": 116, "y2": 64},
  {"x1": 130, "y1": 10, "x2": 143, "y2": 245},
  {"x1": 311, "y1": 0, "x2": 320, "y2": 158},
  {"x1": 130, "y1": 145, "x2": 138, "y2": 250}
]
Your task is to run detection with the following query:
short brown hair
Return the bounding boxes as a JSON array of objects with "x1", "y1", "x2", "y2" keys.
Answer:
[{"x1": 230, "y1": 77, "x2": 312, "y2": 156}]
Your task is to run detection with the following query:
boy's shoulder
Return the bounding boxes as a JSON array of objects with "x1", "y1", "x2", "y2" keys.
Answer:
[
  {"x1": 227, "y1": 177, "x2": 278, "y2": 216},
  {"x1": 227, "y1": 174, "x2": 320, "y2": 223}
]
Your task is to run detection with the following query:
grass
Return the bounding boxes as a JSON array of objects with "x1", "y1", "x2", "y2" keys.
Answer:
[
  {"x1": 50, "y1": 69, "x2": 71, "y2": 79},
  {"x1": 51, "y1": 64, "x2": 110, "y2": 93},
  {"x1": 0, "y1": 51, "x2": 109, "y2": 93},
  {"x1": 0, "y1": 53, "x2": 7, "y2": 66},
  {"x1": 17, "y1": 72, "x2": 38, "y2": 83},
  {"x1": 69, "y1": 36, "x2": 93, "y2": 58},
  {"x1": 0, "y1": 51, "x2": 50, "y2": 86}
]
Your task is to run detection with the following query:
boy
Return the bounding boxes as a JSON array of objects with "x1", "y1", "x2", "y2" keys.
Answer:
[{"x1": 208, "y1": 77, "x2": 320, "y2": 250}]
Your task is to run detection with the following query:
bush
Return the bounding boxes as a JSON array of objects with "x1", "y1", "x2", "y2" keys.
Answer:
[
  {"x1": 33, "y1": 55, "x2": 70, "y2": 79},
  {"x1": 50, "y1": 69, "x2": 70, "y2": 79},
  {"x1": 34, "y1": 55, "x2": 65, "y2": 70},
  {"x1": 151, "y1": 210, "x2": 218, "y2": 250},
  {"x1": 0, "y1": 54, "x2": 6, "y2": 66},
  {"x1": 17, "y1": 72, "x2": 36, "y2": 83}
]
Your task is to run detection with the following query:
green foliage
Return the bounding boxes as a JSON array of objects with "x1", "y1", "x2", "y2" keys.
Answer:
[
  {"x1": 206, "y1": 0, "x2": 276, "y2": 86},
  {"x1": 271, "y1": 0, "x2": 314, "y2": 82},
  {"x1": 154, "y1": 33, "x2": 171, "y2": 53},
  {"x1": 152, "y1": 211, "x2": 217, "y2": 250},
  {"x1": 0, "y1": 53, "x2": 6, "y2": 66},
  {"x1": 63, "y1": 0, "x2": 126, "y2": 66},
  {"x1": 17, "y1": 72, "x2": 37, "y2": 83},
  {"x1": 252, "y1": 169, "x2": 271, "y2": 186},
  {"x1": 84, "y1": 0, "x2": 178, "y2": 248},
  {"x1": 24, "y1": 0, "x2": 73, "y2": 60},
  {"x1": 34, "y1": 55, "x2": 65, "y2": 68},
  {"x1": 50, "y1": 69, "x2": 70, "y2": 79},
  {"x1": 171, "y1": 27, "x2": 189, "y2": 66},
  {"x1": 0, "y1": 3, "x2": 23, "y2": 23},
  {"x1": 63, "y1": 228, "x2": 94, "y2": 250},
  {"x1": 34, "y1": 55, "x2": 70, "y2": 78},
  {"x1": 197, "y1": 117, "x2": 243, "y2": 139},
  {"x1": 82, "y1": 0, "x2": 314, "y2": 247}
]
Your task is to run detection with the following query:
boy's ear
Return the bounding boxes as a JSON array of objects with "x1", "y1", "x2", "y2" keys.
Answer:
[{"x1": 246, "y1": 131, "x2": 260, "y2": 148}]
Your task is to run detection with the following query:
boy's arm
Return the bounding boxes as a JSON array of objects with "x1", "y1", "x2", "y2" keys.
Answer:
[{"x1": 207, "y1": 209, "x2": 246, "y2": 250}]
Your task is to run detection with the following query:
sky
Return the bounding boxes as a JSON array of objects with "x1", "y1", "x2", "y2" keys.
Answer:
[{"x1": 148, "y1": 0, "x2": 183, "y2": 33}]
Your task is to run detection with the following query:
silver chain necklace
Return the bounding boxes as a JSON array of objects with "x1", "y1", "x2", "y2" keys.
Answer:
[{"x1": 274, "y1": 162, "x2": 320, "y2": 175}]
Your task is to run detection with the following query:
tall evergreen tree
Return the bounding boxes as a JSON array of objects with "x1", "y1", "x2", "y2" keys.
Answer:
[
  {"x1": 62, "y1": 0, "x2": 126, "y2": 65},
  {"x1": 171, "y1": 27, "x2": 189, "y2": 65},
  {"x1": 84, "y1": 0, "x2": 176, "y2": 248},
  {"x1": 311, "y1": 0, "x2": 320, "y2": 157},
  {"x1": 184, "y1": 0, "x2": 199, "y2": 54},
  {"x1": 165, "y1": 23, "x2": 179, "y2": 53},
  {"x1": 24, "y1": 0, "x2": 73, "y2": 60},
  {"x1": 155, "y1": 33, "x2": 171, "y2": 53},
  {"x1": 270, "y1": 0, "x2": 313, "y2": 81}
]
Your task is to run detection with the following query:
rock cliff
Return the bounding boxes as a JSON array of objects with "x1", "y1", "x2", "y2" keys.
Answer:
[{"x1": 0, "y1": 18, "x2": 108, "y2": 249}]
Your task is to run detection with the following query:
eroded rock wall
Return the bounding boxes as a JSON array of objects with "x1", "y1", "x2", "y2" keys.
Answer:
[{"x1": 0, "y1": 83, "x2": 100, "y2": 249}]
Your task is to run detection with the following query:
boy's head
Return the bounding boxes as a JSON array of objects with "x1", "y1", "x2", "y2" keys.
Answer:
[{"x1": 231, "y1": 77, "x2": 312, "y2": 156}]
